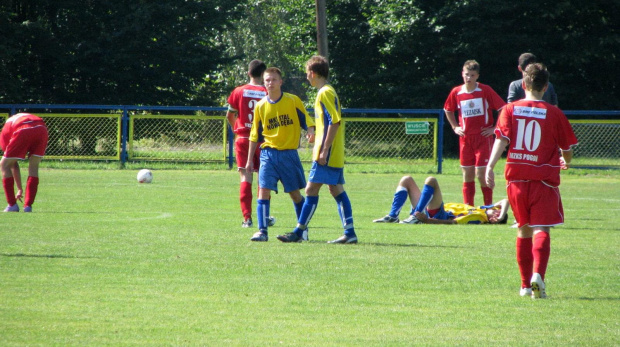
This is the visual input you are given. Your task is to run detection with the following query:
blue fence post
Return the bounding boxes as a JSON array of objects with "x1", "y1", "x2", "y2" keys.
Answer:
[
  {"x1": 120, "y1": 106, "x2": 129, "y2": 165},
  {"x1": 227, "y1": 124, "x2": 234, "y2": 169},
  {"x1": 437, "y1": 110, "x2": 445, "y2": 174}
]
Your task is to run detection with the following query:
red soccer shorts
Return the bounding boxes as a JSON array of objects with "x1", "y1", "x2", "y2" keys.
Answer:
[
  {"x1": 459, "y1": 133, "x2": 493, "y2": 168},
  {"x1": 2, "y1": 125, "x2": 49, "y2": 159},
  {"x1": 235, "y1": 136, "x2": 260, "y2": 172},
  {"x1": 507, "y1": 180, "x2": 564, "y2": 228}
]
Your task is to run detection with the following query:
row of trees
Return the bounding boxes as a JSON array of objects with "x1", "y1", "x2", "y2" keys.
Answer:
[{"x1": 1, "y1": 0, "x2": 618, "y2": 110}]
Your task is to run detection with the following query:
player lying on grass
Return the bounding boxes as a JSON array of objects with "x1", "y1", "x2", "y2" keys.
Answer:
[{"x1": 372, "y1": 176, "x2": 509, "y2": 225}]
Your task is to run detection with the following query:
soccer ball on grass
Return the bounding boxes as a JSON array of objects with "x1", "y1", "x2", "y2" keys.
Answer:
[{"x1": 137, "y1": 169, "x2": 153, "y2": 183}]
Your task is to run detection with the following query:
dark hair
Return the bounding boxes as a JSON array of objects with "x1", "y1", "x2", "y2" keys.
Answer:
[
  {"x1": 264, "y1": 67, "x2": 282, "y2": 78},
  {"x1": 306, "y1": 55, "x2": 329, "y2": 78},
  {"x1": 463, "y1": 60, "x2": 480, "y2": 72},
  {"x1": 523, "y1": 63, "x2": 549, "y2": 92},
  {"x1": 518, "y1": 53, "x2": 537, "y2": 70},
  {"x1": 248, "y1": 60, "x2": 267, "y2": 78},
  {"x1": 496, "y1": 212, "x2": 508, "y2": 225}
]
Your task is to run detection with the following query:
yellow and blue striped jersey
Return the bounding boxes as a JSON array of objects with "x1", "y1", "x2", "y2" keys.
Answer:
[
  {"x1": 249, "y1": 92, "x2": 313, "y2": 150},
  {"x1": 444, "y1": 203, "x2": 491, "y2": 224},
  {"x1": 313, "y1": 84, "x2": 345, "y2": 168}
]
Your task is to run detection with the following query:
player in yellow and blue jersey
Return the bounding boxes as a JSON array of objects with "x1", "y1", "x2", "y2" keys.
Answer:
[
  {"x1": 245, "y1": 67, "x2": 315, "y2": 242},
  {"x1": 372, "y1": 175, "x2": 509, "y2": 225},
  {"x1": 277, "y1": 56, "x2": 358, "y2": 244}
]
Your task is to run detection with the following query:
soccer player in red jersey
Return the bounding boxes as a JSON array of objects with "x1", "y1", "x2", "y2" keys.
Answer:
[
  {"x1": 444, "y1": 60, "x2": 506, "y2": 206},
  {"x1": 486, "y1": 63, "x2": 578, "y2": 299},
  {"x1": 226, "y1": 60, "x2": 274, "y2": 228},
  {"x1": 1, "y1": 113, "x2": 49, "y2": 212}
]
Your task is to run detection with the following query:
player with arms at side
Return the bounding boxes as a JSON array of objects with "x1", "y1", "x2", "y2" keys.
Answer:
[
  {"x1": 486, "y1": 63, "x2": 578, "y2": 299},
  {"x1": 226, "y1": 59, "x2": 274, "y2": 228},
  {"x1": 277, "y1": 55, "x2": 358, "y2": 244},
  {"x1": 1, "y1": 113, "x2": 49, "y2": 212},
  {"x1": 444, "y1": 60, "x2": 506, "y2": 206},
  {"x1": 373, "y1": 175, "x2": 509, "y2": 225},
  {"x1": 246, "y1": 67, "x2": 315, "y2": 242}
]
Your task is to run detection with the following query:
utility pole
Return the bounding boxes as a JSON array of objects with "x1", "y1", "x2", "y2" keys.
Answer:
[{"x1": 315, "y1": 0, "x2": 328, "y2": 58}]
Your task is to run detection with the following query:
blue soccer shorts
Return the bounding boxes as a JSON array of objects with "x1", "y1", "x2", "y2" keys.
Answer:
[
  {"x1": 258, "y1": 147, "x2": 306, "y2": 193},
  {"x1": 426, "y1": 202, "x2": 455, "y2": 220},
  {"x1": 308, "y1": 161, "x2": 345, "y2": 186}
]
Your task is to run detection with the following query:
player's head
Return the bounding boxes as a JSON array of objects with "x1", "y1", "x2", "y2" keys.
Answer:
[
  {"x1": 248, "y1": 60, "x2": 267, "y2": 79},
  {"x1": 461, "y1": 60, "x2": 480, "y2": 85},
  {"x1": 486, "y1": 208, "x2": 508, "y2": 224},
  {"x1": 518, "y1": 53, "x2": 537, "y2": 71},
  {"x1": 463, "y1": 60, "x2": 480, "y2": 73},
  {"x1": 306, "y1": 55, "x2": 329, "y2": 78},
  {"x1": 263, "y1": 67, "x2": 283, "y2": 93},
  {"x1": 523, "y1": 63, "x2": 549, "y2": 92}
]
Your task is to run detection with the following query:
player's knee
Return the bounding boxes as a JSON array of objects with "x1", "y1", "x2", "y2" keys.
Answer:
[
  {"x1": 424, "y1": 176, "x2": 438, "y2": 186},
  {"x1": 399, "y1": 175, "x2": 414, "y2": 186}
]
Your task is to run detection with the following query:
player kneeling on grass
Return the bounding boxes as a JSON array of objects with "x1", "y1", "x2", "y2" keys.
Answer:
[
  {"x1": 1, "y1": 113, "x2": 49, "y2": 212},
  {"x1": 372, "y1": 176, "x2": 509, "y2": 225}
]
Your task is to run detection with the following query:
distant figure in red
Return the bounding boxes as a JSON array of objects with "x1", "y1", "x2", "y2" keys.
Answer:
[{"x1": 1, "y1": 113, "x2": 49, "y2": 212}]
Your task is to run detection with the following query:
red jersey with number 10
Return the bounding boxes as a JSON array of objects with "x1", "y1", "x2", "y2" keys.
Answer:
[
  {"x1": 227, "y1": 84, "x2": 267, "y2": 137},
  {"x1": 444, "y1": 83, "x2": 506, "y2": 135},
  {"x1": 495, "y1": 100, "x2": 578, "y2": 186}
]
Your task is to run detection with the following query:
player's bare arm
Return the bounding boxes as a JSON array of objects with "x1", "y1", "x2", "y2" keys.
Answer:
[
  {"x1": 414, "y1": 211, "x2": 457, "y2": 224},
  {"x1": 444, "y1": 110, "x2": 464, "y2": 136},
  {"x1": 480, "y1": 126, "x2": 495, "y2": 137},
  {"x1": 226, "y1": 110, "x2": 238, "y2": 129},
  {"x1": 245, "y1": 140, "x2": 259, "y2": 172},
  {"x1": 10, "y1": 162, "x2": 23, "y2": 202},
  {"x1": 486, "y1": 137, "x2": 509, "y2": 189},
  {"x1": 306, "y1": 126, "x2": 316, "y2": 144},
  {"x1": 560, "y1": 149, "x2": 573, "y2": 170}
]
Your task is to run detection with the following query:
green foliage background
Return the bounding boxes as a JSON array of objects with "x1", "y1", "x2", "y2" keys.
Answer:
[{"x1": 1, "y1": 0, "x2": 618, "y2": 110}]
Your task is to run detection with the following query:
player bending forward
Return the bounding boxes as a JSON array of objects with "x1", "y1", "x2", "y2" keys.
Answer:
[
  {"x1": 486, "y1": 63, "x2": 578, "y2": 299},
  {"x1": 1, "y1": 113, "x2": 49, "y2": 212},
  {"x1": 373, "y1": 175, "x2": 509, "y2": 225}
]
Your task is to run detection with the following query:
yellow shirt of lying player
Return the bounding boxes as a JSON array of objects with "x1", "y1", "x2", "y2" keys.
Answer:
[
  {"x1": 444, "y1": 203, "x2": 491, "y2": 224},
  {"x1": 249, "y1": 92, "x2": 314, "y2": 150},
  {"x1": 313, "y1": 84, "x2": 345, "y2": 168}
]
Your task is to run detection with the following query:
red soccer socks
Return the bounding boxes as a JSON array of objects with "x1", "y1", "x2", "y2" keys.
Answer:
[
  {"x1": 3, "y1": 177, "x2": 16, "y2": 206},
  {"x1": 516, "y1": 237, "x2": 534, "y2": 289},
  {"x1": 24, "y1": 176, "x2": 39, "y2": 207},
  {"x1": 463, "y1": 181, "x2": 475, "y2": 206}
]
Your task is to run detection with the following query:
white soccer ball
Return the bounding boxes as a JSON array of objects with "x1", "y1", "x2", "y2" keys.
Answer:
[{"x1": 137, "y1": 169, "x2": 153, "y2": 183}]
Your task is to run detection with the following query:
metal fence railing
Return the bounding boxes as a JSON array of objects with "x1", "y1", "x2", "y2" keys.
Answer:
[{"x1": 2, "y1": 105, "x2": 619, "y2": 173}]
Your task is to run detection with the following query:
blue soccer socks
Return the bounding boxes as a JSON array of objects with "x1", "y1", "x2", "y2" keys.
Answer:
[
  {"x1": 335, "y1": 192, "x2": 356, "y2": 237},
  {"x1": 294, "y1": 197, "x2": 305, "y2": 220},
  {"x1": 256, "y1": 199, "x2": 270, "y2": 233},
  {"x1": 389, "y1": 188, "x2": 408, "y2": 218},
  {"x1": 413, "y1": 184, "x2": 434, "y2": 214},
  {"x1": 298, "y1": 196, "x2": 318, "y2": 227}
]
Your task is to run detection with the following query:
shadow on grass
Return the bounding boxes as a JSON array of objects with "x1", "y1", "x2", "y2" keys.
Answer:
[
  {"x1": 577, "y1": 297, "x2": 620, "y2": 301},
  {"x1": 1, "y1": 253, "x2": 92, "y2": 259},
  {"x1": 302, "y1": 240, "x2": 462, "y2": 248},
  {"x1": 560, "y1": 227, "x2": 620, "y2": 232}
]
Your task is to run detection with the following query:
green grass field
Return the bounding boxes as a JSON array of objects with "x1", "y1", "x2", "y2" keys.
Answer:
[{"x1": 1, "y1": 164, "x2": 619, "y2": 346}]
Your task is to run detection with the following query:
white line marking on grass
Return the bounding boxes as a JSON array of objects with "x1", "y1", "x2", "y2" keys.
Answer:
[{"x1": 126, "y1": 213, "x2": 173, "y2": 221}]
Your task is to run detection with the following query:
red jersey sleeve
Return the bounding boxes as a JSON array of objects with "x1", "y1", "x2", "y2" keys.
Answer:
[{"x1": 443, "y1": 87, "x2": 459, "y2": 112}]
